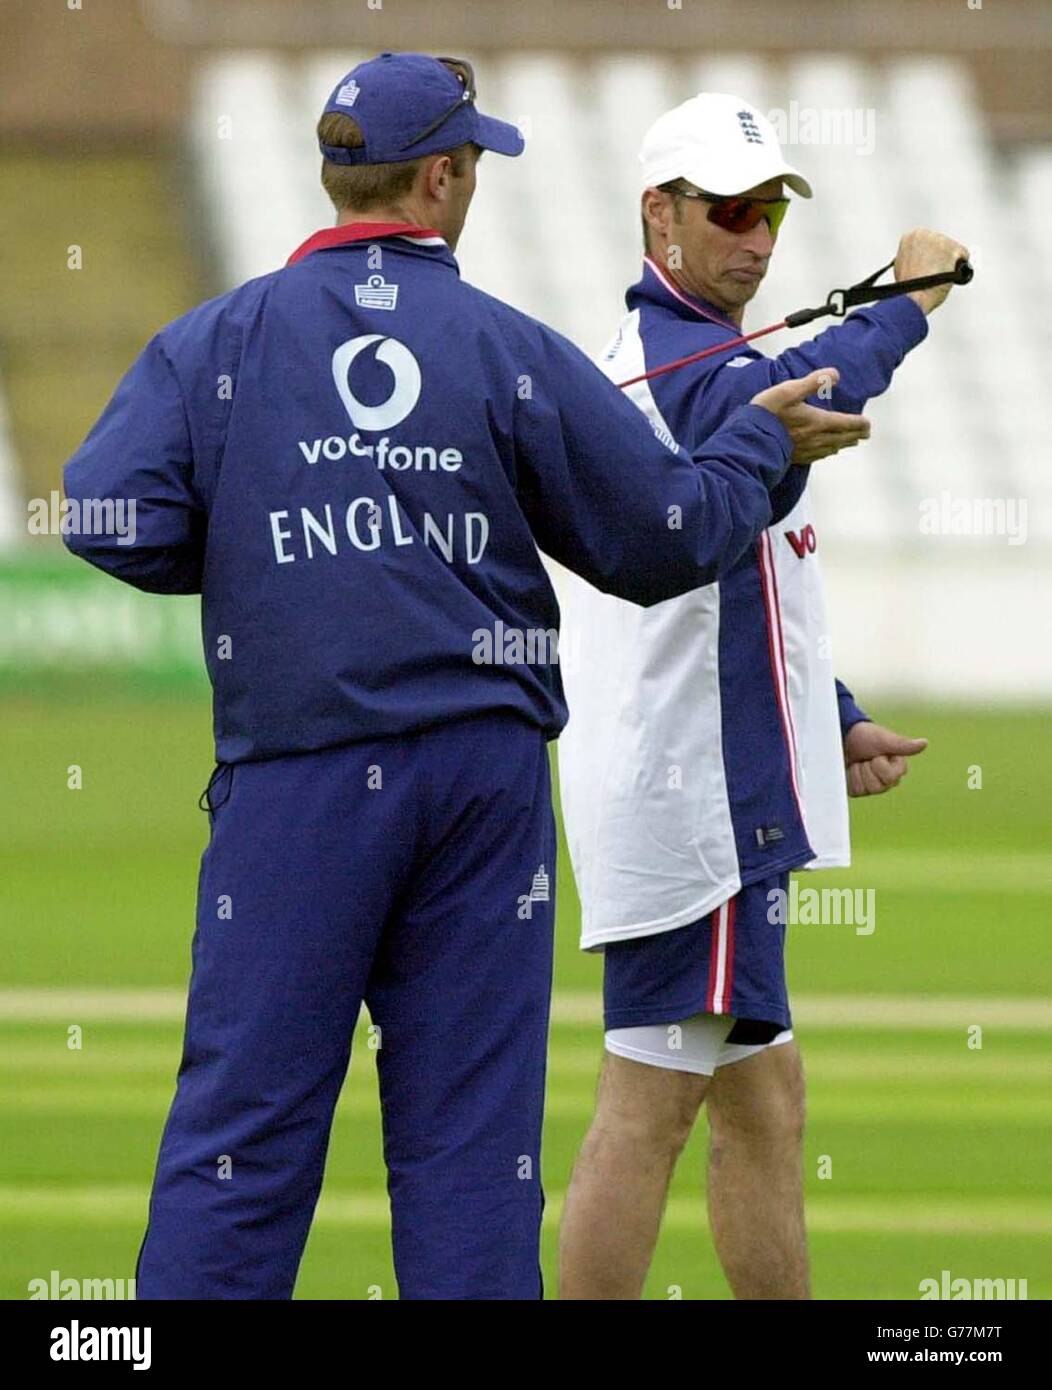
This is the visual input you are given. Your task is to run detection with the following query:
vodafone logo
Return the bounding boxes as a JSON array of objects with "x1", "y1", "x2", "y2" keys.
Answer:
[
  {"x1": 331, "y1": 334, "x2": 421, "y2": 432},
  {"x1": 786, "y1": 523, "x2": 817, "y2": 557}
]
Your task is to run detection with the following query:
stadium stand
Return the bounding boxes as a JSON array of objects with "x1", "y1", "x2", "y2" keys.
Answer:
[{"x1": 0, "y1": 149, "x2": 204, "y2": 515}]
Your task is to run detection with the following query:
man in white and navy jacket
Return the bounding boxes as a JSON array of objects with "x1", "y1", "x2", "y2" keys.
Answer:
[{"x1": 557, "y1": 93, "x2": 968, "y2": 1299}]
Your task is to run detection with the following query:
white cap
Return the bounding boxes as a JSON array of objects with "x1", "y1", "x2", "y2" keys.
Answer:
[{"x1": 638, "y1": 92, "x2": 813, "y2": 199}]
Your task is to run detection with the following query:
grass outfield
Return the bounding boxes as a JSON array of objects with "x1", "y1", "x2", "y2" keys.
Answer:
[{"x1": 2, "y1": 692, "x2": 1050, "y2": 1299}]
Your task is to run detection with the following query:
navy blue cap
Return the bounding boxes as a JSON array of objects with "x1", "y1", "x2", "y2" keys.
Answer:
[{"x1": 319, "y1": 52, "x2": 525, "y2": 165}]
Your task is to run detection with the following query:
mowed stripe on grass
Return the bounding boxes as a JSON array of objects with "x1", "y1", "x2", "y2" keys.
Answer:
[
  {"x1": 7, "y1": 1039, "x2": 1052, "y2": 1084},
  {"x1": 4, "y1": 1088, "x2": 1050, "y2": 1125},
  {"x1": 5, "y1": 1186, "x2": 1051, "y2": 1235},
  {"x1": 3, "y1": 988, "x2": 1052, "y2": 1029}
]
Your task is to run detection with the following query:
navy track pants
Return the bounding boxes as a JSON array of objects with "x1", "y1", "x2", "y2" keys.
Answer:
[{"x1": 136, "y1": 711, "x2": 556, "y2": 1299}]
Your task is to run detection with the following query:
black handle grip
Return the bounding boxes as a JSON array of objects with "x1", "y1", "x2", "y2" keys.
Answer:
[{"x1": 954, "y1": 258, "x2": 974, "y2": 284}]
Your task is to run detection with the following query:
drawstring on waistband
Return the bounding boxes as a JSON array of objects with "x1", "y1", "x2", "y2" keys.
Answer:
[{"x1": 198, "y1": 763, "x2": 234, "y2": 815}]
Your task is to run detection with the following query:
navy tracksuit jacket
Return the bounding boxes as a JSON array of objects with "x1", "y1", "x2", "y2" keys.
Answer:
[{"x1": 62, "y1": 221, "x2": 795, "y2": 1299}]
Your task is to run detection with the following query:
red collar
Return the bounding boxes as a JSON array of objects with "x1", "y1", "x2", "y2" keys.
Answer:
[{"x1": 287, "y1": 222, "x2": 444, "y2": 265}]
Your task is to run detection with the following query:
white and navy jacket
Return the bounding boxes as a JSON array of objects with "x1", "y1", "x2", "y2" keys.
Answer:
[
  {"x1": 558, "y1": 258, "x2": 929, "y2": 950},
  {"x1": 62, "y1": 226, "x2": 798, "y2": 763}
]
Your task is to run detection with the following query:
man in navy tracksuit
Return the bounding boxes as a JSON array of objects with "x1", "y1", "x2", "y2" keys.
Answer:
[{"x1": 62, "y1": 53, "x2": 868, "y2": 1300}]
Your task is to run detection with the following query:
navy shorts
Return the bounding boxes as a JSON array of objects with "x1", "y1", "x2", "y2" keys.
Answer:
[{"x1": 603, "y1": 871, "x2": 791, "y2": 1036}]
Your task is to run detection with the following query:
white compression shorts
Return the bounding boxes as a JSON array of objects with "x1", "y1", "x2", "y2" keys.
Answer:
[{"x1": 605, "y1": 1013, "x2": 794, "y2": 1077}]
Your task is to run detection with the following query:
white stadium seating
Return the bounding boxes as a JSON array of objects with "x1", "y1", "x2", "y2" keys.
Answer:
[{"x1": 190, "y1": 52, "x2": 1052, "y2": 698}]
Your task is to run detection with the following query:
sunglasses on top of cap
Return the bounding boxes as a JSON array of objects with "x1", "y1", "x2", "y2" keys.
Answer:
[
  {"x1": 668, "y1": 184, "x2": 791, "y2": 237},
  {"x1": 399, "y1": 57, "x2": 477, "y2": 152}
]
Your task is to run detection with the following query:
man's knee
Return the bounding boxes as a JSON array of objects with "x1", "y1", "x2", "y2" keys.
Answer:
[
  {"x1": 709, "y1": 1043, "x2": 806, "y2": 1153},
  {"x1": 592, "y1": 1052, "x2": 709, "y2": 1158}
]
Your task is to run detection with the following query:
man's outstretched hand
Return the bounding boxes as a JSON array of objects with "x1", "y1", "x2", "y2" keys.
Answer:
[
  {"x1": 844, "y1": 720, "x2": 928, "y2": 797},
  {"x1": 751, "y1": 368, "x2": 871, "y2": 466}
]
